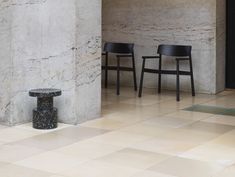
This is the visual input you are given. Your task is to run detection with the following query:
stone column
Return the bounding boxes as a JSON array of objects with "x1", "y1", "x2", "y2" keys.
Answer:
[{"x1": 0, "y1": 0, "x2": 101, "y2": 126}]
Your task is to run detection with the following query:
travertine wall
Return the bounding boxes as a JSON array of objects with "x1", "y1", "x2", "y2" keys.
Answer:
[
  {"x1": 102, "y1": 0, "x2": 226, "y2": 94},
  {"x1": 0, "y1": 0, "x2": 101, "y2": 125}
]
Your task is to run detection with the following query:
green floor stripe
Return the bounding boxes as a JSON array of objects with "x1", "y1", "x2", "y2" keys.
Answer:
[{"x1": 184, "y1": 105, "x2": 235, "y2": 117}]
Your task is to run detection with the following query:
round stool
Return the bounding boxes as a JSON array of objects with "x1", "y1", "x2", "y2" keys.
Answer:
[{"x1": 29, "y1": 88, "x2": 62, "y2": 129}]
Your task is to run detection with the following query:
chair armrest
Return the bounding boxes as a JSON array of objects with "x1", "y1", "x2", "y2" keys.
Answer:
[{"x1": 142, "y1": 56, "x2": 160, "y2": 59}]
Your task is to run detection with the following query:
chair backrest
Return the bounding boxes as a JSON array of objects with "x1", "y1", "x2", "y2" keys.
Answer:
[
  {"x1": 104, "y1": 42, "x2": 134, "y2": 54},
  {"x1": 157, "y1": 44, "x2": 192, "y2": 57}
]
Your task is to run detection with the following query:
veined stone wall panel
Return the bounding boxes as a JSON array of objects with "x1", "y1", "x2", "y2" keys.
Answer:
[{"x1": 102, "y1": 0, "x2": 225, "y2": 94}]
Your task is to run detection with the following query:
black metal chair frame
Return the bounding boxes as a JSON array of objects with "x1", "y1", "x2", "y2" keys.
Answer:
[
  {"x1": 138, "y1": 44, "x2": 195, "y2": 101},
  {"x1": 102, "y1": 42, "x2": 137, "y2": 95}
]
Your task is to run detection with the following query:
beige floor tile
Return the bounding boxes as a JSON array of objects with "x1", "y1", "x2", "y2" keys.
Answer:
[
  {"x1": 0, "y1": 127, "x2": 41, "y2": 142},
  {"x1": 51, "y1": 126, "x2": 109, "y2": 141},
  {"x1": 142, "y1": 116, "x2": 197, "y2": 128},
  {"x1": 60, "y1": 160, "x2": 141, "y2": 177},
  {"x1": 0, "y1": 144, "x2": 44, "y2": 163},
  {"x1": 131, "y1": 170, "x2": 177, "y2": 177},
  {"x1": 0, "y1": 161, "x2": 9, "y2": 167},
  {"x1": 130, "y1": 137, "x2": 199, "y2": 156},
  {"x1": 13, "y1": 132, "x2": 80, "y2": 150},
  {"x1": 102, "y1": 103, "x2": 142, "y2": 114},
  {"x1": 153, "y1": 128, "x2": 221, "y2": 144},
  {"x1": 148, "y1": 100, "x2": 192, "y2": 111},
  {"x1": 165, "y1": 110, "x2": 213, "y2": 120},
  {"x1": 106, "y1": 111, "x2": 153, "y2": 123},
  {"x1": 203, "y1": 115, "x2": 235, "y2": 126},
  {"x1": 15, "y1": 151, "x2": 85, "y2": 173},
  {"x1": 203, "y1": 97, "x2": 235, "y2": 108},
  {"x1": 90, "y1": 131, "x2": 153, "y2": 147},
  {"x1": 55, "y1": 139, "x2": 123, "y2": 160},
  {"x1": 119, "y1": 94, "x2": 174, "y2": 106},
  {"x1": 0, "y1": 164, "x2": 53, "y2": 177},
  {"x1": 81, "y1": 117, "x2": 129, "y2": 130},
  {"x1": 180, "y1": 143, "x2": 235, "y2": 166},
  {"x1": 209, "y1": 129, "x2": 235, "y2": 147},
  {"x1": 137, "y1": 104, "x2": 177, "y2": 116},
  {"x1": 214, "y1": 165, "x2": 235, "y2": 177},
  {"x1": 97, "y1": 148, "x2": 170, "y2": 170},
  {"x1": 149, "y1": 157, "x2": 224, "y2": 177},
  {"x1": 119, "y1": 123, "x2": 171, "y2": 137},
  {"x1": 0, "y1": 87, "x2": 234, "y2": 176},
  {"x1": 182, "y1": 121, "x2": 235, "y2": 135},
  {"x1": 216, "y1": 90, "x2": 235, "y2": 96}
]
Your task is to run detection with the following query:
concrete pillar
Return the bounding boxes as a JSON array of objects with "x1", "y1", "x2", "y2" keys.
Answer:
[{"x1": 0, "y1": 0, "x2": 101, "y2": 125}]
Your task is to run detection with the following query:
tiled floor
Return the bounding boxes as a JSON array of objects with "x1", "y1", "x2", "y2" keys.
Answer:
[{"x1": 1, "y1": 87, "x2": 235, "y2": 176}]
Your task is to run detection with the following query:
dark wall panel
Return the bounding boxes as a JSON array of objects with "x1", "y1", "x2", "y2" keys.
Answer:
[{"x1": 226, "y1": 0, "x2": 235, "y2": 88}]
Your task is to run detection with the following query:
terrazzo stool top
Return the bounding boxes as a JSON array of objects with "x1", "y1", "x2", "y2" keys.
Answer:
[{"x1": 29, "y1": 88, "x2": 62, "y2": 98}]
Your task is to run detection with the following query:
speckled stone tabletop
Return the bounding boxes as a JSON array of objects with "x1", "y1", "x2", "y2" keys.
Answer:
[{"x1": 29, "y1": 88, "x2": 62, "y2": 98}]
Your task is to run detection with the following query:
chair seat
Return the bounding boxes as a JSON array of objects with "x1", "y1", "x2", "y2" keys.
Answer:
[
  {"x1": 102, "y1": 66, "x2": 134, "y2": 71},
  {"x1": 143, "y1": 69, "x2": 191, "y2": 75}
]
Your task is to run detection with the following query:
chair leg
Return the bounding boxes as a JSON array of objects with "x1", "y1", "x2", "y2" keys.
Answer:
[
  {"x1": 138, "y1": 59, "x2": 146, "y2": 97},
  {"x1": 176, "y1": 60, "x2": 180, "y2": 102},
  {"x1": 105, "y1": 52, "x2": 108, "y2": 88},
  {"x1": 132, "y1": 55, "x2": 138, "y2": 91},
  {"x1": 189, "y1": 58, "x2": 196, "y2": 96},
  {"x1": 117, "y1": 56, "x2": 120, "y2": 95},
  {"x1": 158, "y1": 56, "x2": 162, "y2": 94}
]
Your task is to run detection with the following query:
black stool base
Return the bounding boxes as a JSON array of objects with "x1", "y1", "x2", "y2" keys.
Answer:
[{"x1": 33, "y1": 108, "x2": 58, "y2": 130}]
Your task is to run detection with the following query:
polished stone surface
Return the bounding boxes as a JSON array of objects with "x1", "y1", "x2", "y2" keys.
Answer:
[{"x1": 0, "y1": 87, "x2": 234, "y2": 176}]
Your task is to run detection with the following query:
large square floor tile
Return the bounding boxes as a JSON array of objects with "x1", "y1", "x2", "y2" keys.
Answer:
[
  {"x1": 0, "y1": 164, "x2": 53, "y2": 177},
  {"x1": 214, "y1": 165, "x2": 235, "y2": 177},
  {"x1": 81, "y1": 118, "x2": 130, "y2": 130},
  {"x1": 131, "y1": 170, "x2": 177, "y2": 177},
  {"x1": 96, "y1": 148, "x2": 170, "y2": 170},
  {"x1": 0, "y1": 144, "x2": 44, "y2": 163},
  {"x1": 15, "y1": 151, "x2": 85, "y2": 173},
  {"x1": 182, "y1": 121, "x2": 235, "y2": 135},
  {"x1": 0, "y1": 127, "x2": 40, "y2": 142},
  {"x1": 149, "y1": 157, "x2": 224, "y2": 177},
  {"x1": 51, "y1": 126, "x2": 109, "y2": 141},
  {"x1": 12, "y1": 132, "x2": 80, "y2": 150},
  {"x1": 180, "y1": 143, "x2": 235, "y2": 166},
  {"x1": 90, "y1": 131, "x2": 153, "y2": 147},
  {"x1": 203, "y1": 115, "x2": 235, "y2": 126},
  {"x1": 59, "y1": 160, "x2": 141, "y2": 177},
  {"x1": 164, "y1": 110, "x2": 213, "y2": 120},
  {"x1": 130, "y1": 137, "x2": 199, "y2": 156},
  {"x1": 55, "y1": 139, "x2": 123, "y2": 160}
]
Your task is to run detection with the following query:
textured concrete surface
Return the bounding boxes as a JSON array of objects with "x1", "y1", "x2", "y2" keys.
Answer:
[
  {"x1": 0, "y1": 0, "x2": 101, "y2": 125},
  {"x1": 102, "y1": 0, "x2": 225, "y2": 94}
]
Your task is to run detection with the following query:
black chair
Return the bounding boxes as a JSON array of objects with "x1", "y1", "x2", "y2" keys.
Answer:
[
  {"x1": 138, "y1": 44, "x2": 195, "y2": 101},
  {"x1": 102, "y1": 42, "x2": 137, "y2": 95}
]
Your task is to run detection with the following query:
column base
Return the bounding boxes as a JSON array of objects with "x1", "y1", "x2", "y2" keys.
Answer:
[{"x1": 33, "y1": 108, "x2": 58, "y2": 130}]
